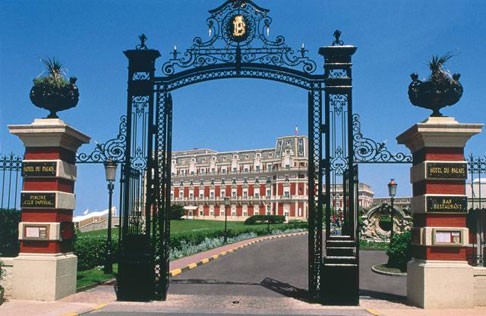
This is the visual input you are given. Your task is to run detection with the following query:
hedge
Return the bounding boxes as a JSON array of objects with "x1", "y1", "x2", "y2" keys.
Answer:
[
  {"x1": 74, "y1": 235, "x2": 120, "y2": 271},
  {"x1": 0, "y1": 209, "x2": 20, "y2": 257},
  {"x1": 244, "y1": 215, "x2": 285, "y2": 225}
]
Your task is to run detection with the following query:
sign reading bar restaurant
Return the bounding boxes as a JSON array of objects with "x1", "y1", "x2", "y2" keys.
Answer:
[
  {"x1": 426, "y1": 162, "x2": 467, "y2": 179},
  {"x1": 22, "y1": 161, "x2": 57, "y2": 177},
  {"x1": 426, "y1": 196, "x2": 467, "y2": 213},
  {"x1": 21, "y1": 192, "x2": 56, "y2": 208}
]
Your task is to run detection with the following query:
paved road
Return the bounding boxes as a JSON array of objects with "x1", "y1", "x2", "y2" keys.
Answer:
[
  {"x1": 169, "y1": 234, "x2": 406, "y2": 299},
  {"x1": 4, "y1": 233, "x2": 485, "y2": 315},
  {"x1": 87, "y1": 234, "x2": 407, "y2": 315}
]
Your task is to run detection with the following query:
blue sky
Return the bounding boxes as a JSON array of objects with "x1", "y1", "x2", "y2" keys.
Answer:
[{"x1": 1, "y1": 0, "x2": 486, "y2": 215}]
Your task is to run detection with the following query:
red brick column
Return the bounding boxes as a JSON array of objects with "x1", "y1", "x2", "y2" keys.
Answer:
[
  {"x1": 8, "y1": 118, "x2": 89, "y2": 301},
  {"x1": 397, "y1": 116, "x2": 483, "y2": 308}
]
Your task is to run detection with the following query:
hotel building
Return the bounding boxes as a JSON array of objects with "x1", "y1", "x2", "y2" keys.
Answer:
[{"x1": 171, "y1": 135, "x2": 374, "y2": 221}]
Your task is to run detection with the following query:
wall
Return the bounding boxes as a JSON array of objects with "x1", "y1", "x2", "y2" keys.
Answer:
[{"x1": 0, "y1": 257, "x2": 14, "y2": 297}]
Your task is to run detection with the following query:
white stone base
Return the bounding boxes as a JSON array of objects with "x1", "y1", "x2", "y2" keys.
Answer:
[
  {"x1": 407, "y1": 259, "x2": 474, "y2": 308},
  {"x1": 13, "y1": 253, "x2": 77, "y2": 301}
]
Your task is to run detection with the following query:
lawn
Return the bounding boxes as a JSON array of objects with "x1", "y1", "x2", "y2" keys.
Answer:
[
  {"x1": 170, "y1": 219, "x2": 285, "y2": 235},
  {"x1": 77, "y1": 264, "x2": 118, "y2": 291},
  {"x1": 80, "y1": 219, "x2": 288, "y2": 239}
]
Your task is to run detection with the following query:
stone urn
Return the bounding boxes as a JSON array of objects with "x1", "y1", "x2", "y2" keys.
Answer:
[
  {"x1": 29, "y1": 58, "x2": 79, "y2": 118},
  {"x1": 408, "y1": 54, "x2": 463, "y2": 117}
]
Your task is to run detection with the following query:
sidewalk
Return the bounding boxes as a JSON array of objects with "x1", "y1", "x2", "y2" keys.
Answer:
[{"x1": 0, "y1": 232, "x2": 485, "y2": 316}]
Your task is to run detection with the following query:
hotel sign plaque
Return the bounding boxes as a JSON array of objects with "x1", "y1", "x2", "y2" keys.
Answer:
[
  {"x1": 426, "y1": 162, "x2": 467, "y2": 180},
  {"x1": 426, "y1": 196, "x2": 467, "y2": 213}
]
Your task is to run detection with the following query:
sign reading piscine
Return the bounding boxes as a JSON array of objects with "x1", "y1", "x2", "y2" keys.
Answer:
[
  {"x1": 426, "y1": 196, "x2": 467, "y2": 213},
  {"x1": 426, "y1": 162, "x2": 467, "y2": 179},
  {"x1": 21, "y1": 192, "x2": 56, "y2": 208}
]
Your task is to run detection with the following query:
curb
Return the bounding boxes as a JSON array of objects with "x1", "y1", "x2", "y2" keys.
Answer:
[
  {"x1": 169, "y1": 231, "x2": 307, "y2": 277},
  {"x1": 371, "y1": 264, "x2": 407, "y2": 277}
]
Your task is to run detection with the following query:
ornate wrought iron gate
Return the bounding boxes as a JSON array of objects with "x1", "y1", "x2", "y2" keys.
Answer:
[
  {"x1": 114, "y1": 0, "x2": 359, "y2": 302},
  {"x1": 110, "y1": 0, "x2": 328, "y2": 301},
  {"x1": 73, "y1": 0, "x2": 414, "y2": 303}
]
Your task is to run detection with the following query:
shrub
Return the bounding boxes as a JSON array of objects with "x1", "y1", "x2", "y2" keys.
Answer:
[
  {"x1": 0, "y1": 209, "x2": 20, "y2": 256},
  {"x1": 74, "y1": 235, "x2": 119, "y2": 271},
  {"x1": 244, "y1": 215, "x2": 285, "y2": 225},
  {"x1": 386, "y1": 231, "x2": 412, "y2": 272},
  {"x1": 170, "y1": 205, "x2": 185, "y2": 220},
  {"x1": 287, "y1": 220, "x2": 308, "y2": 229}
]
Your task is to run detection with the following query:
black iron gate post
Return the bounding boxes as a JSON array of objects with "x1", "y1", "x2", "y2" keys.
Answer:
[
  {"x1": 116, "y1": 38, "x2": 161, "y2": 301},
  {"x1": 307, "y1": 86, "x2": 324, "y2": 299},
  {"x1": 153, "y1": 90, "x2": 173, "y2": 299},
  {"x1": 319, "y1": 32, "x2": 359, "y2": 305}
]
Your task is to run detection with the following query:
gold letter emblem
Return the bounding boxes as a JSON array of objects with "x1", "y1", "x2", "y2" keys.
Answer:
[{"x1": 233, "y1": 15, "x2": 246, "y2": 37}]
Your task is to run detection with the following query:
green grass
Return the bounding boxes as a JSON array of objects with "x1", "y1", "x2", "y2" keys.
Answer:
[
  {"x1": 359, "y1": 240, "x2": 389, "y2": 250},
  {"x1": 76, "y1": 264, "x2": 118, "y2": 290},
  {"x1": 79, "y1": 220, "x2": 288, "y2": 239},
  {"x1": 170, "y1": 219, "x2": 286, "y2": 235}
]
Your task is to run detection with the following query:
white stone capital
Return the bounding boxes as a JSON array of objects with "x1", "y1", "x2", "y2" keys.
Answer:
[
  {"x1": 8, "y1": 118, "x2": 90, "y2": 152},
  {"x1": 396, "y1": 116, "x2": 483, "y2": 152}
]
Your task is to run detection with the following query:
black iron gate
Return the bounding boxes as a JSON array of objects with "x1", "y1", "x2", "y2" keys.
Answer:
[
  {"x1": 114, "y1": 0, "x2": 359, "y2": 302},
  {"x1": 72, "y1": 0, "x2": 411, "y2": 304},
  {"x1": 467, "y1": 154, "x2": 486, "y2": 267},
  {"x1": 114, "y1": 0, "x2": 328, "y2": 301}
]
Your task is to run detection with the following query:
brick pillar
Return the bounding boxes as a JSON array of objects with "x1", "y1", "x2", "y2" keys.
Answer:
[
  {"x1": 8, "y1": 118, "x2": 89, "y2": 301},
  {"x1": 397, "y1": 116, "x2": 483, "y2": 308}
]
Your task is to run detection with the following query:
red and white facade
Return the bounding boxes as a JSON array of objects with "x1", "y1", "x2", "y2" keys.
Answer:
[{"x1": 171, "y1": 135, "x2": 374, "y2": 221}]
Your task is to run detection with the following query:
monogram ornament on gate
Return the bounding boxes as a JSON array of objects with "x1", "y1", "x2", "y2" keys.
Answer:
[{"x1": 233, "y1": 15, "x2": 246, "y2": 37}]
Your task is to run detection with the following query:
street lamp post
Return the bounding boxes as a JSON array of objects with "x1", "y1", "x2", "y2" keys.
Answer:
[
  {"x1": 104, "y1": 159, "x2": 117, "y2": 274},
  {"x1": 387, "y1": 179, "x2": 397, "y2": 242},
  {"x1": 224, "y1": 197, "x2": 230, "y2": 243}
]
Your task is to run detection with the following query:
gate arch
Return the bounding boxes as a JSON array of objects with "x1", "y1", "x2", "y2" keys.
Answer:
[
  {"x1": 75, "y1": 0, "x2": 412, "y2": 304},
  {"x1": 156, "y1": 63, "x2": 323, "y2": 92},
  {"x1": 92, "y1": 0, "x2": 359, "y2": 304}
]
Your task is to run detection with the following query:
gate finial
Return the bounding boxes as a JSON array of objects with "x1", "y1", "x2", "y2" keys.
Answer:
[
  {"x1": 332, "y1": 30, "x2": 344, "y2": 46},
  {"x1": 137, "y1": 34, "x2": 148, "y2": 50}
]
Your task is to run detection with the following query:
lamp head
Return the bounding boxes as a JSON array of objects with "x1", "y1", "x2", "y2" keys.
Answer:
[
  {"x1": 388, "y1": 178, "x2": 397, "y2": 197},
  {"x1": 104, "y1": 159, "x2": 117, "y2": 182}
]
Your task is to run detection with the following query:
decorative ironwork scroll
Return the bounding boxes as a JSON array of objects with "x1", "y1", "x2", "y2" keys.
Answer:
[
  {"x1": 353, "y1": 114, "x2": 412, "y2": 164},
  {"x1": 161, "y1": 0, "x2": 316, "y2": 76},
  {"x1": 76, "y1": 116, "x2": 127, "y2": 164}
]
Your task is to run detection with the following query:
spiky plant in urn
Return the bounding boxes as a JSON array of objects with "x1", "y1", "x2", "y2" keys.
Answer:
[
  {"x1": 30, "y1": 58, "x2": 79, "y2": 118},
  {"x1": 408, "y1": 54, "x2": 463, "y2": 117}
]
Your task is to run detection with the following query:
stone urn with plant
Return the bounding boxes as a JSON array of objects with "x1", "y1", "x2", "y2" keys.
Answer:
[
  {"x1": 30, "y1": 57, "x2": 79, "y2": 118},
  {"x1": 408, "y1": 53, "x2": 463, "y2": 117}
]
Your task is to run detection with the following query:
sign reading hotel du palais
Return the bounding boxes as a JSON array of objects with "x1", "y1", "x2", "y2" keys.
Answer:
[
  {"x1": 22, "y1": 161, "x2": 57, "y2": 177},
  {"x1": 426, "y1": 162, "x2": 467, "y2": 179}
]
